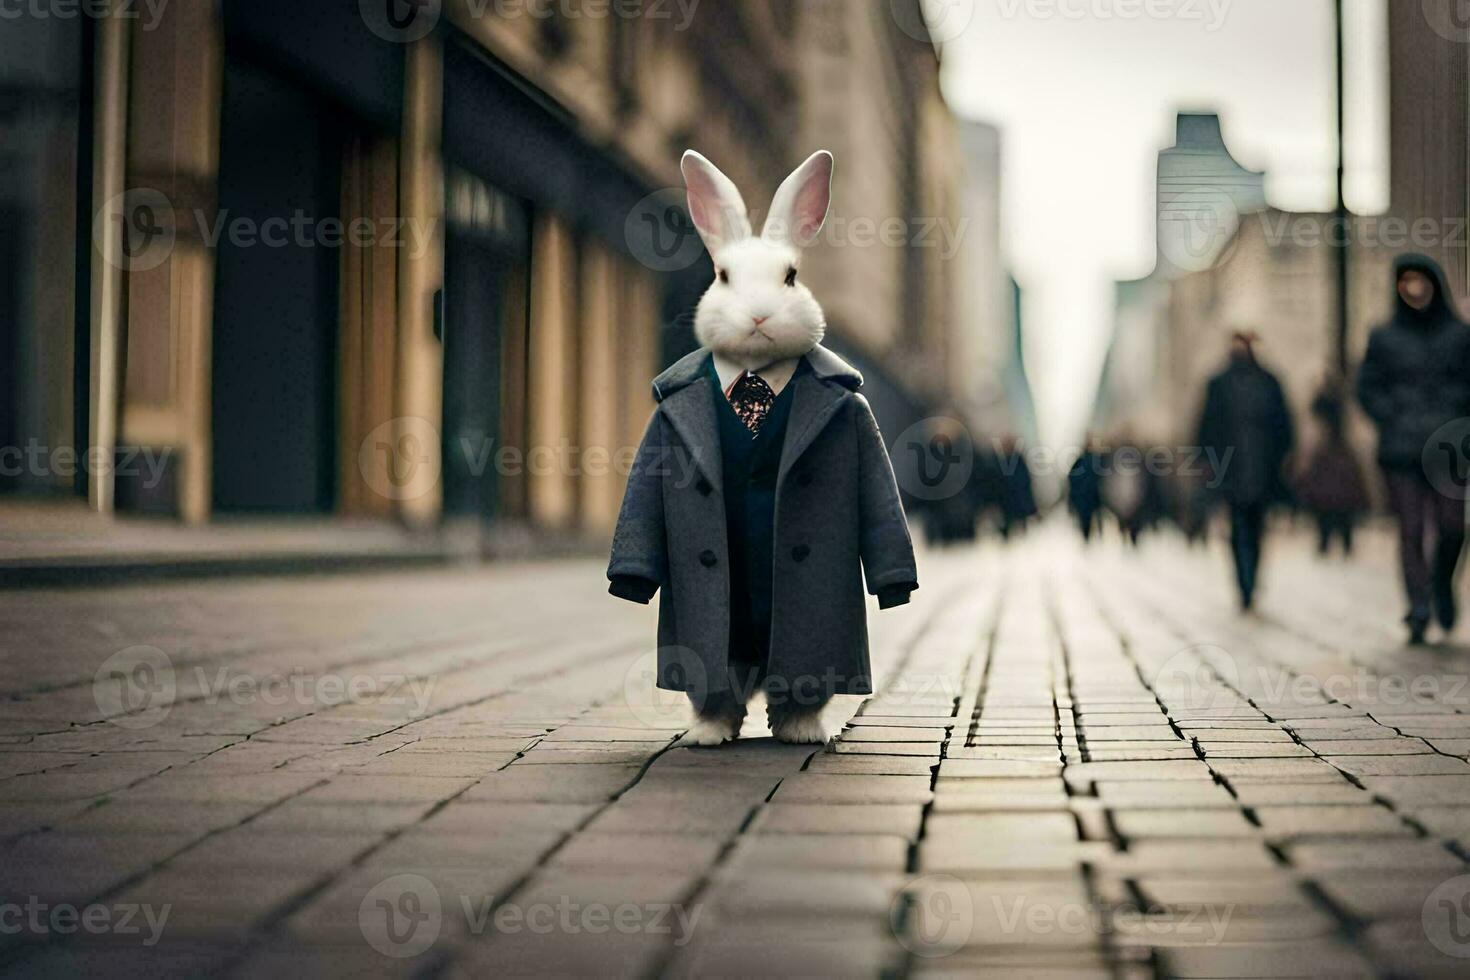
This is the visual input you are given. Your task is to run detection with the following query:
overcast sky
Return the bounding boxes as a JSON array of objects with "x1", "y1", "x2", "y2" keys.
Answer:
[{"x1": 935, "y1": 0, "x2": 1389, "y2": 445}]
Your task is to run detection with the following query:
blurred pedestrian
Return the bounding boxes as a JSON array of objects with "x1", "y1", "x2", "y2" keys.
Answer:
[
  {"x1": 1105, "y1": 440, "x2": 1152, "y2": 549},
  {"x1": 1175, "y1": 471, "x2": 1211, "y2": 546},
  {"x1": 1196, "y1": 331, "x2": 1295, "y2": 611},
  {"x1": 1357, "y1": 254, "x2": 1470, "y2": 645},
  {"x1": 1067, "y1": 439, "x2": 1106, "y2": 543},
  {"x1": 998, "y1": 436, "x2": 1038, "y2": 540},
  {"x1": 1294, "y1": 378, "x2": 1370, "y2": 557},
  {"x1": 1103, "y1": 436, "x2": 1166, "y2": 547},
  {"x1": 919, "y1": 416, "x2": 978, "y2": 546}
]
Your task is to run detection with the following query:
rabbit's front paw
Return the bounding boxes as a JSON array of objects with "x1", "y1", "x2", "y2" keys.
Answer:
[
  {"x1": 770, "y1": 710, "x2": 828, "y2": 745},
  {"x1": 681, "y1": 715, "x2": 741, "y2": 747}
]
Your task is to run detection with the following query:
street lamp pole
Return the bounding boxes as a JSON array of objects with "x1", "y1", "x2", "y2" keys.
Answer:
[{"x1": 1334, "y1": 0, "x2": 1351, "y2": 377}]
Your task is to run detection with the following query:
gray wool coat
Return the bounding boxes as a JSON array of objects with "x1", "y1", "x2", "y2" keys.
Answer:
[{"x1": 607, "y1": 345, "x2": 918, "y2": 700}]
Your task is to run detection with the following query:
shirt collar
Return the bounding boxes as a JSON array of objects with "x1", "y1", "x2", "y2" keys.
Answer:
[{"x1": 711, "y1": 352, "x2": 801, "y2": 397}]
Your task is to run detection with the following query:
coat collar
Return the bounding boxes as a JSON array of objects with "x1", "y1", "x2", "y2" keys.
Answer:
[
  {"x1": 652, "y1": 345, "x2": 863, "y2": 402},
  {"x1": 653, "y1": 346, "x2": 864, "y2": 489}
]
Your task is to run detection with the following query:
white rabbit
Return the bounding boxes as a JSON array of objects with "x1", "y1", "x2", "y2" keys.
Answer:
[
  {"x1": 682, "y1": 149, "x2": 833, "y2": 372},
  {"x1": 678, "y1": 150, "x2": 837, "y2": 748},
  {"x1": 609, "y1": 147, "x2": 918, "y2": 751}
]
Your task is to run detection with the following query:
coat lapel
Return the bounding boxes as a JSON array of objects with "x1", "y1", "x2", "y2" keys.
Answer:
[
  {"x1": 650, "y1": 343, "x2": 862, "y2": 490},
  {"x1": 777, "y1": 372, "x2": 849, "y2": 485},
  {"x1": 660, "y1": 376, "x2": 723, "y2": 489}
]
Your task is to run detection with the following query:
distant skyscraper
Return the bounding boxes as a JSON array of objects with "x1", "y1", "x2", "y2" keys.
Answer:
[
  {"x1": 955, "y1": 120, "x2": 1036, "y2": 442},
  {"x1": 1096, "y1": 112, "x2": 1266, "y2": 438},
  {"x1": 1155, "y1": 112, "x2": 1267, "y2": 278}
]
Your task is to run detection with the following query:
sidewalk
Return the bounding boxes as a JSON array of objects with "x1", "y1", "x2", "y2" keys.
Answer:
[
  {"x1": 0, "y1": 503, "x2": 454, "y2": 587},
  {"x1": 2, "y1": 528, "x2": 1469, "y2": 977}
]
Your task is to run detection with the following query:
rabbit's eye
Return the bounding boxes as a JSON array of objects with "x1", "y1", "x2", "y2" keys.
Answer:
[
  {"x1": 785, "y1": 267, "x2": 798, "y2": 287},
  {"x1": 718, "y1": 269, "x2": 729, "y2": 285}
]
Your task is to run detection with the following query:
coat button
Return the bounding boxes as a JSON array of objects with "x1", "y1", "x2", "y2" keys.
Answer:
[
  {"x1": 699, "y1": 550, "x2": 718, "y2": 568},
  {"x1": 791, "y1": 545, "x2": 811, "y2": 563},
  {"x1": 696, "y1": 478, "x2": 713, "y2": 496}
]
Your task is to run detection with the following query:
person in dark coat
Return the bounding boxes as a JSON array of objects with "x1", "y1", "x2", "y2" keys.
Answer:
[
  {"x1": 1196, "y1": 332, "x2": 1296, "y2": 610},
  {"x1": 1067, "y1": 439, "x2": 1107, "y2": 543},
  {"x1": 1294, "y1": 379, "x2": 1370, "y2": 557},
  {"x1": 1104, "y1": 439, "x2": 1168, "y2": 547},
  {"x1": 1357, "y1": 253, "x2": 1470, "y2": 644},
  {"x1": 969, "y1": 440, "x2": 1005, "y2": 536},
  {"x1": 1174, "y1": 470, "x2": 1212, "y2": 546},
  {"x1": 997, "y1": 436, "x2": 1038, "y2": 540},
  {"x1": 918, "y1": 417, "x2": 979, "y2": 546},
  {"x1": 609, "y1": 149, "x2": 918, "y2": 747}
]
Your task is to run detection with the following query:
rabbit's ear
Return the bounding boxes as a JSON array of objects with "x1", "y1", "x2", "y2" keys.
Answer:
[
  {"x1": 763, "y1": 150, "x2": 833, "y2": 248},
  {"x1": 681, "y1": 151, "x2": 752, "y2": 258}
]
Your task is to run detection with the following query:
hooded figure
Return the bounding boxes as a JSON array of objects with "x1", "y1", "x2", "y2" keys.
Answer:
[
  {"x1": 1196, "y1": 332, "x2": 1295, "y2": 610},
  {"x1": 608, "y1": 150, "x2": 918, "y2": 746},
  {"x1": 1357, "y1": 253, "x2": 1470, "y2": 642}
]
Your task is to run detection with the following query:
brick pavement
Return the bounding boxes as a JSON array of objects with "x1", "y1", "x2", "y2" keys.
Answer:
[{"x1": 3, "y1": 528, "x2": 1470, "y2": 977}]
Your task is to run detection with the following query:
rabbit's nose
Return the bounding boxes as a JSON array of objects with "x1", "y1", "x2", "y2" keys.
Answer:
[{"x1": 752, "y1": 316, "x2": 770, "y2": 326}]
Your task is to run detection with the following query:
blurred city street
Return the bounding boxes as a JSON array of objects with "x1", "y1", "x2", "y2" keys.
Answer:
[
  {"x1": 9, "y1": 2, "x2": 1470, "y2": 978},
  {"x1": 5, "y1": 527, "x2": 1470, "y2": 977}
]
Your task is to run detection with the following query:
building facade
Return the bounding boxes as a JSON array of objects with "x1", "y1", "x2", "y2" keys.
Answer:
[
  {"x1": 1095, "y1": 111, "x2": 1267, "y2": 440},
  {"x1": 2, "y1": 0, "x2": 977, "y2": 542},
  {"x1": 1389, "y1": 0, "x2": 1469, "y2": 303},
  {"x1": 1100, "y1": 13, "x2": 1470, "y2": 455},
  {"x1": 951, "y1": 121, "x2": 1035, "y2": 444},
  {"x1": 1163, "y1": 210, "x2": 1391, "y2": 439}
]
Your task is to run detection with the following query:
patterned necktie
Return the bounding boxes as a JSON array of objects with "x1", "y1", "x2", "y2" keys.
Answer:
[{"x1": 728, "y1": 371, "x2": 776, "y2": 434}]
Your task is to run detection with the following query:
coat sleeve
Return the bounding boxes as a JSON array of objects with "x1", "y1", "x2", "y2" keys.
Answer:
[
  {"x1": 1356, "y1": 329, "x2": 1393, "y2": 426},
  {"x1": 853, "y1": 396, "x2": 919, "y2": 602},
  {"x1": 607, "y1": 410, "x2": 668, "y2": 603}
]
